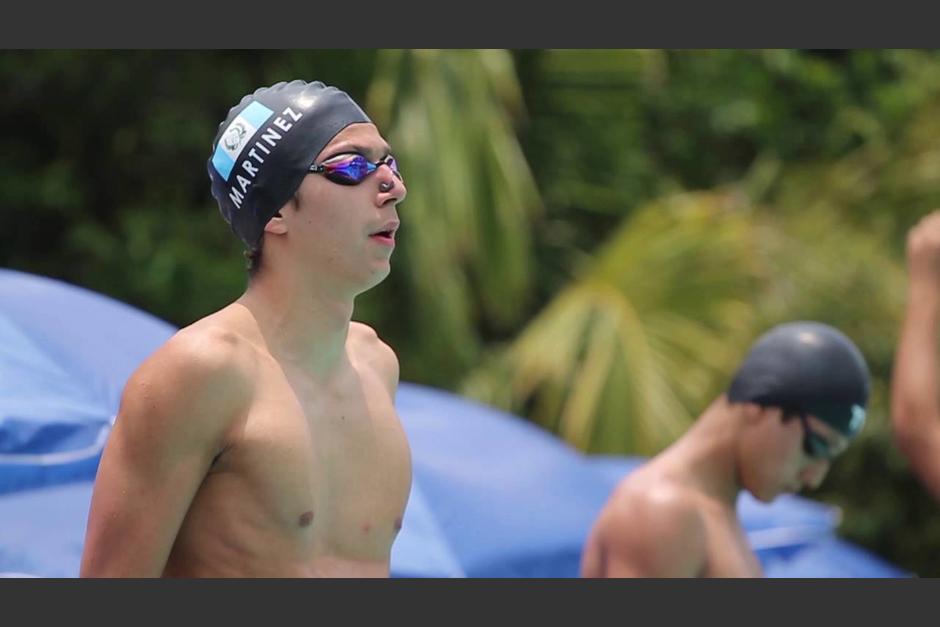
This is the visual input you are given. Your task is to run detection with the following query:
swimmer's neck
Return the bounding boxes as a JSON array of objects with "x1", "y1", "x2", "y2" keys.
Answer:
[
  {"x1": 237, "y1": 272, "x2": 356, "y2": 376},
  {"x1": 667, "y1": 395, "x2": 744, "y2": 507}
]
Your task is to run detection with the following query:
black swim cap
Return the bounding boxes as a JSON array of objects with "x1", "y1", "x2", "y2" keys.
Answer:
[
  {"x1": 207, "y1": 80, "x2": 372, "y2": 248},
  {"x1": 727, "y1": 322, "x2": 870, "y2": 438}
]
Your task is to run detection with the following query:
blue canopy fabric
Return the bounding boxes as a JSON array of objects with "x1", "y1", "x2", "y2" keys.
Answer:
[
  {"x1": 0, "y1": 268, "x2": 176, "y2": 493},
  {"x1": 0, "y1": 268, "x2": 910, "y2": 577}
]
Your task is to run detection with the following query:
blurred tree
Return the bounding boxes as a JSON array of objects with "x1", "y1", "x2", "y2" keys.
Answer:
[
  {"x1": 462, "y1": 190, "x2": 764, "y2": 453},
  {"x1": 358, "y1": 49, "x2": 541, "y2": 386}
]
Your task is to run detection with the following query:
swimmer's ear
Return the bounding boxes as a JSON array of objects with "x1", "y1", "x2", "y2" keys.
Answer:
[
  {"x1": 740, "y1": 402, "x2": 767, "y2": 424},
  {"x1": 264, "y1": 209, "x2": 287, "y2": 236}
]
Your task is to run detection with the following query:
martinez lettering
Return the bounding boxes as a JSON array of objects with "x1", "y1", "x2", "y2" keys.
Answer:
[{"x1": 228, "y1": 106, "x2": 304, "y2": 209}]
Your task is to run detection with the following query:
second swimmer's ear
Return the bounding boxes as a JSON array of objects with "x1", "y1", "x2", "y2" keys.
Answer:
[{"x1": 740, "y1": 402, "x2": 767, "y2": 424}]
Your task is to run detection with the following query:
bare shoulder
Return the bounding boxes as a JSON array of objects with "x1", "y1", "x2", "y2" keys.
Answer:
[
  {"x1": 606, "y1": 479, "x2": 705, "y2": 540},
  {"x1": 349, "y1": 321, "x2": 399, "y2": 389},
  {"x1": 132, "y1": 323, "x2": 256, "y2": 400},
  {"x1": 116, "y1": 322, "x2": 257, "y2": 451},
  {"x1": 598, "y1": 477, "x2": 708, "y2": 577}
]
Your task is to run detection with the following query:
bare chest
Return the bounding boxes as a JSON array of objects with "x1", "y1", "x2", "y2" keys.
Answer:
[{"x1": 205, "y1": 362, "x2": 412, "y2": 558}]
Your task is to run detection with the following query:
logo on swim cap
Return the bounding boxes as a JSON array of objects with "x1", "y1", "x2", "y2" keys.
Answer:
[
  {"x1": 211, "y1": 101, "x2": 275, "y2": 182},
  {"x1": 849, "y1": 404, "x2": 866, "y2": 435},
  {"x1": 223, "y1": 122, "x2": 249, "y2": 151}
]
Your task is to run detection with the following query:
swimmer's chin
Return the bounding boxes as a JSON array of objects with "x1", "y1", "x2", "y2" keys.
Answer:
[
  {"x1": 749, "y1": 488, "x2": 784, "y2": 504},
  {"x1": 358, "y1": 265, "x2": 393, "y2": 293}
]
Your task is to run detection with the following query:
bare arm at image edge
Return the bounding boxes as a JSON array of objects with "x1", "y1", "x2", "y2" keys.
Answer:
[
  {"x1": 80, "y1": 330, "x2": 250, "y2": 577},
  {"x1": 892, "y1": 210, "x2": 940, "y2": 502}
]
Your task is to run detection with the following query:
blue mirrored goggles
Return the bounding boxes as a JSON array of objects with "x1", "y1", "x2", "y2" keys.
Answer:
[
  {"x1": 309, "y1": 153, "x2": 403, "y2": 186},
  {"x1": 797, "y1": 413, "x2": 844, "y2": 460}
]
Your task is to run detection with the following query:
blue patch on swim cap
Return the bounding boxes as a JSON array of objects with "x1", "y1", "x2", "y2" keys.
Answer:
[
  {"x1": 848, "y1": 404, "x2": 866, "y2": 436},
  {"x1": 211, "y1": 101, "x2": 275, "y2": 181}
]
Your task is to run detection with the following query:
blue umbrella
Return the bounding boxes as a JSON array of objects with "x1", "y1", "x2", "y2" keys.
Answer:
[
  {"x1": 0, "y1": 268, "x2": 909, "y2": 577},
  {"x1": 0, "y1": 268, "x2": 175, "y2": 493},
  {"x1": 0, "y1": 480, "x2": 92, "y2": 577},
  {"x1": 393, "y1": 383, "x2": 618, "y2": 577}
]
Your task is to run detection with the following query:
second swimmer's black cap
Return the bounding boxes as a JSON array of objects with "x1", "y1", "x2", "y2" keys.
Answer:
[
  {"x1": 727, "y1": 321, "x2": 871, "y2": 438},
  {"x1": 207, "y1": 80, "x2": 372, "y2": 248}
]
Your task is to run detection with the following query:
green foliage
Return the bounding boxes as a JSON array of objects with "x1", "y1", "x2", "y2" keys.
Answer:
[
  {"x1": 357, "y1": 50, "x2": 541, "y2": 387},
  {"x1": 462, "y1": 191, "x2": 763, "y2": 453}
]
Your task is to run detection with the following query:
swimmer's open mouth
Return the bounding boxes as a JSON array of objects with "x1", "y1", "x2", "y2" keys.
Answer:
[{"x1": 370, "y1": 221, "x2": 399, "y2": 240}]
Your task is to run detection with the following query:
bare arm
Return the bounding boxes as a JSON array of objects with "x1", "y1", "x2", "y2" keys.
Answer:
[
  {"x1": 590, "y1": 488, "x2": 707, "y2": 578},
  {"x1": 892, "y1": 210, "x2": 940, "y2": 502},
  {"x1": 80, "y1": 329, "x2": 251, "y2": 577}
]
